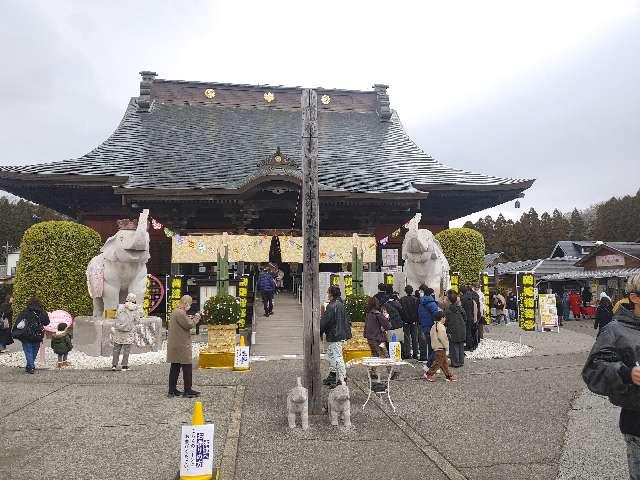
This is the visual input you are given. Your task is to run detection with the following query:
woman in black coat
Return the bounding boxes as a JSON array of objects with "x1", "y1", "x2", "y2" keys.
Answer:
[
  {"x1": 594, "y1": 296, "x2": 613, "y2": 336},
  {"x1": 14, "y1": 297, "x2": 49, "y2": 373},
  {"x1": 0, "y1": 294, "x2": 13, "y2": 352}
]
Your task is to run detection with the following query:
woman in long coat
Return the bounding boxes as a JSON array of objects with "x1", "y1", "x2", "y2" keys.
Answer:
[{"x1": 167, "y1": 295, "x2": 200, "y2": 398}]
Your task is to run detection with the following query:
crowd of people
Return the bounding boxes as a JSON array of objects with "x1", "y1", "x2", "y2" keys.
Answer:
[{"x1": 319, "y1": 281, "x2": 486, "y2": 388}]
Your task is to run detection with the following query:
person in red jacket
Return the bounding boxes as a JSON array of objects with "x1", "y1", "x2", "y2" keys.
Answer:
[{"x1": 569, "y1": 290, "x2": 582, "y2": 319}]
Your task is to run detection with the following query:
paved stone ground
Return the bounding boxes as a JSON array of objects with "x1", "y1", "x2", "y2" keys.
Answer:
[
  {"x1": 557, "y1": 388, "x2": 628, "y2": 479},
  {"x1": 1, "y1": 317, "x2": 630, "y2": 480},
  {"x1": 251, "y1": 293, "x2": 303, "y2": 357}
]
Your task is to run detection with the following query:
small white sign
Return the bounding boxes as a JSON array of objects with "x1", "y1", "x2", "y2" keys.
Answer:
[
  {"x1": 596, "y1": 254, "x2": 625, "y2": 268},
  {"x1": 382, "y1": 249, "x2": 399, "y2": 267},
  {"x1": 234, "y1": 346, "x2": 250, "y2": 370},
  {"x1": 180, "y1": 424, "x2": 215, "y2": 477},
  {"x1": 388, "y1": 341, "x2": 402, "y2": 361}
]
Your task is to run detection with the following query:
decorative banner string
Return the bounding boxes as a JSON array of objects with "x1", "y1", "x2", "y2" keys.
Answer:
[{"x1": 379, "y1": 219, "x2": 413, "y2": 246}]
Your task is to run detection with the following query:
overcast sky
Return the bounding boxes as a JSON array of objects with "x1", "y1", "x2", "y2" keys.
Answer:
[{"x1": 1, "y1": 0, "x2": 639, "y2": 226}]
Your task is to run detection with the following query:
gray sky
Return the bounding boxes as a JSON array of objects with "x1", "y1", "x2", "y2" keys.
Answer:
[{"x1": 1, "y1": 0, "x2": 639, "y2": 226}]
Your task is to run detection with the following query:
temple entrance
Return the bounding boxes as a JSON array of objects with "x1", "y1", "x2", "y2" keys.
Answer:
[{"x1": 251, "y1": 293, "x2": 303, "y2": 357}]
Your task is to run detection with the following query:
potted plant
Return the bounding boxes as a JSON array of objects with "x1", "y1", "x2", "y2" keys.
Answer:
[{"x1": 202, "y1": 294, "x2": 240, "y2": 354}]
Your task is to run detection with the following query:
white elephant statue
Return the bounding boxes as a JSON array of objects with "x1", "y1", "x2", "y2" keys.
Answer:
[
  {"x1": 401, "y1": 214, "x2": 451, "y2": 298},
  {"x1": 86, "y1": 210, "x2": 150, "y2": 318}
]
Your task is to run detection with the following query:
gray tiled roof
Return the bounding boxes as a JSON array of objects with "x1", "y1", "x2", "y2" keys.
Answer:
[
  {"x1": 542, "y1": 268, "x2": 640, "y2": 281},
  {"x1": 0, "y1": 96, "x2": 533, "y2": 194},
  {"x1": 487, "y1": 256, "x2": 581, "y2": 276},
  {"x1": 551, "y1": 241, "x2": 640, "y2": 260}
]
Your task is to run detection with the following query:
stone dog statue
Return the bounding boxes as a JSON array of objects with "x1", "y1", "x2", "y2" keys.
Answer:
[
  {"x1": 287, "y1": 377, "x2": 309, "y2": 430},
  {"x1": 327, "y1": 379, "x2": 351, "y2": 428},
  {"x1": 86, "y1": 209, "x2": 150, "y2": 318}
]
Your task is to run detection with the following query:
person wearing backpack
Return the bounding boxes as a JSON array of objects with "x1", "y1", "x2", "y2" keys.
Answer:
[
  {"x1": 0, "y1": 294, "x2": 13, "y2": 353},
  {"x1": 13, "y1": 297, "x2": 49, "y2": 374},
  {"x1": 111, "y1": 293, "x2": 141, "y2": 371}
]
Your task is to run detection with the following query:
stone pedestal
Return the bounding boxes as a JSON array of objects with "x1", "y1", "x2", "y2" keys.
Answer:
[
  {"x1": 73, "y1": 316, "x2": 164, "y2": 357},
  {"x1": 199, "y1": 324, "x2": 236, "y2": 369},
  {"x1": 343, "y1": 322, "x2": 371, "y2": 362}
]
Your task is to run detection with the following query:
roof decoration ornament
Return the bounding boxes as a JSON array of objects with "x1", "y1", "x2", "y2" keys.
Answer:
[
  {"x1": 137, "y1": 71, "x2": 157, "y2": 112},
  {"x1": 373, "y1": 84, "x2": 392, "y2": 121},
  {"x1": 204, "y1": 88, "x2": 216, "y2": 99},
  {"x1": 263, "y1": 91, "x2": 275, "y2": 103},
  {"x1": 260, "y1": 147, "x2": 297, "y2": 168},
  {"x1": 320, "y1": 94, "x2": 331, "y2": 105}
]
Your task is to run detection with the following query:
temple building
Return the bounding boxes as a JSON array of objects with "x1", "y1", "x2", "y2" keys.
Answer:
[{"x1": 0, "y1": 71, "x2": 533, "y2": 279}]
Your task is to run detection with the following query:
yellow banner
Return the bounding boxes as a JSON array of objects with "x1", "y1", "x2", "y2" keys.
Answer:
[
  {"x1": 171, "y1": 235, "x2": 271, "y2": 263},
  {"x1": 279, "y1": 236, "x2": 377, "y2": 263},
  {"x1": 171, "y1": 234, "x2": 378, "y2": 264}
]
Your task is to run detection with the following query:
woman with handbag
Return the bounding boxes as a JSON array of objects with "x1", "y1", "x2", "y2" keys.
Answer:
[
  {"x1": 0, "y1": 294, "x2": 13, "y2": 352},
  {"x1": 13, "y1": 297, "x2": 49, "y2": 374}
]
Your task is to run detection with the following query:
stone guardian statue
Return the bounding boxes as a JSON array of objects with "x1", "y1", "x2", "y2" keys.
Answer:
[
  {"x1": 86, "y1": 210, "x2": 150, "y2": 318},
  {"x1": 401, "y1": 213, "x2": 451, "y2": 298}
]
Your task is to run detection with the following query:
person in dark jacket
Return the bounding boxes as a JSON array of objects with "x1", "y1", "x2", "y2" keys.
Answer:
[
  {"x1": 594, "y1": 296, "x2": 614, "y2": 336},
  {"x1": 320, "y1": 286, "x2": 351, "y2": 388},
  {"x1": 374, "y1": 283, "x2": 390, "y2": 306},
  {"x1": 256, "y1": 265, "x2": 277, "y2": 316},
  {"x1": 364, "y1": 296, "x2": 392, "y2": 389},
  {"x1": 14, "y1": 297, "x2": 49, "y2": 374},
  {"x1": 50, "y1": 322, "x2": 73, "y2": 368},
  {"x1": 418, "y1": 285, "x2": 439, "y2": 365},
  {"x1": 460, "y1": 286, "x2": 479, "y2": 351},
  {"x1": 582, "y1": 286, "x2": 593, "y2": 308},
  {"x1": 555, "y1": 292, "x2": 564, "y2": 327},
  {"x1": 582, "y1": 273, "x2": 640, "y2": 479},
  {"x1": 400, "y1": 285, "x2": 420, "y2": 359},
  {"x1": 364, "y1": 297, "x2": 391, "y2": 357},
  {"x1": 444, "y1": 290, "x2": 467, "y2": 367},
  {"x1": 0, "y1": 294, "x2": 13, "y2": 352}
]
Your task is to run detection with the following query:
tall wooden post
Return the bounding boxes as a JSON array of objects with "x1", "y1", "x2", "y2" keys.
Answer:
[{"x1": 301, "y1": 88, "x2": 321, "y2": 414}]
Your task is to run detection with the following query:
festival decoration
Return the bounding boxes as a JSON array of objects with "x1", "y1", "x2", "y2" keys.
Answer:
[{"x1": 378, "y1": 217, "x2": 414, "y2": 245}]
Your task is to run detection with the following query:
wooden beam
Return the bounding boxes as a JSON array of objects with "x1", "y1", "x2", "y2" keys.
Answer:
[{"x1": 301, "y1": 88, "x2": 322, "y2": 414}]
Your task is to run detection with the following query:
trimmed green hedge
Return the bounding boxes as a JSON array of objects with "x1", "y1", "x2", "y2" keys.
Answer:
[
  {"x1": 13, "y1": 221, "x2": 102, "y2": 318},
  {"x1": 435, "y1": 228, "x2": 485, "y2": 287},
  {"x1": 203, "y1": 294, "x2": 241, "y2": 325},
  {"x1": 344, "y1": 294, "x2": 370, "y2": 322}
]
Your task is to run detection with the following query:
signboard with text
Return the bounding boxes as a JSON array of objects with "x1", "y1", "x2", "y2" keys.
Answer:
[
  {"x1": 538, "y1": 294, "x2": 559, "y2": 331},
  {"x1": 180, "y1": 424, "x2": 215, "y2": 477},
  {"x1": 517, "y1": 272, "x2": 536, "y2": 331}
]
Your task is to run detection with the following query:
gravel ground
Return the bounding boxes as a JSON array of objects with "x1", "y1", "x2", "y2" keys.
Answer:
[
  {"x1": 0, "y1": 342, "x2": 206, "y2": 369},
  {"x1": 466, "y1": 338, "x2": 533, "y2": 359},
  {"x1": 557, "y1": 388, "x2": 629, "y2": 479}
]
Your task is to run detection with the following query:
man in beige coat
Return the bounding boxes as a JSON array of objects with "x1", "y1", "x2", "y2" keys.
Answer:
[{"x1": 167, "y1": 295, "x2": 200, "y2": 398}]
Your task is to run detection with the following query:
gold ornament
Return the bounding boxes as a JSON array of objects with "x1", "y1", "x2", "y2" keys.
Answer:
[
  {"x1": 321, "y1": 94, "x2": 331, "y2": 105},
  {"x1": 263, "y1": 91, "x2": 275, "y2": 103},
  {"x1": 204, "y1": 88, "x2": 216, "y2": 99},
  {"x1": 274, "y1": 155, "x2": 282, "y2": 163}
]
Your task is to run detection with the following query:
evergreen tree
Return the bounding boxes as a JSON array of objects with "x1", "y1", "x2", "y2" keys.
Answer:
[{"x1": 569, "y1": 208, "x2": 587, "y2": 239}]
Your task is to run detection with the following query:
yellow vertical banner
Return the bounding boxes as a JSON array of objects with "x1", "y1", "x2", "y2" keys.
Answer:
[
  {"x1": 518, "y1": 272, "x2": 536, "y2": 331},
  {"x1": 237, "y1": 276, "x2": 249, "y2": 328},
  {"x1": 482, "y1": 273, "x2": 491, "y2": 325},
  {"x1": 450, "y1": 272, "x2": 460, "y2": 294}
]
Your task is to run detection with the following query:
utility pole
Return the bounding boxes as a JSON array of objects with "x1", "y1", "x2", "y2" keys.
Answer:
[{"x1": 301, "y1": 88, "x2": 321, "y2": 414}]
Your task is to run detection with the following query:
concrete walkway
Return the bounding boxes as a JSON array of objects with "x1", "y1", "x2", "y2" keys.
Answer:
[{"x1": 251, "y1": 293, "x2": 303, "y2": 357}]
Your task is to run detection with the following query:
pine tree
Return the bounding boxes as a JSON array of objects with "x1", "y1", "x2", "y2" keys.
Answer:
[{"x1": 569, "y1": 208, "x2": 586, "y2": 239}]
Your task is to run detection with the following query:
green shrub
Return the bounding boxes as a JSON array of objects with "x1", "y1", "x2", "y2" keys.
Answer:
[
  {"x1": 435, "y1": 228, "x2": 485, "y2": 287},
  {"x1": 203, "y1": 294, "x2": 241, "y2": 325},
  {"x1": 344, "y1": 294, "x2": 370, "y2": 322},
  {"x1": 13, "y1": 221, "x2": 102, "y2": 318}
]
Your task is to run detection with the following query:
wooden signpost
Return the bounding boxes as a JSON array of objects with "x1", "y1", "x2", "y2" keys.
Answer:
[{"x1": 301, "y1": 88, "x2": 322, "y2": 414}]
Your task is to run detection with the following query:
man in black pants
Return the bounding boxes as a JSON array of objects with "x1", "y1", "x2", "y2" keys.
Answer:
[
  {"x1": 257, "y1": 265, "x2": 277, "y2": 316},
  {"x1": 167, "y1": 295, "x2": 201, "y2": 398}
]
